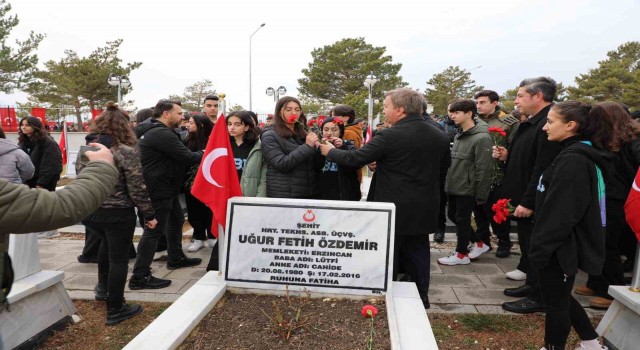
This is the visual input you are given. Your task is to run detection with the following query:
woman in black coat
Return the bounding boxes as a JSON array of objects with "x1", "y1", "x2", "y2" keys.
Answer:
[
  {"x1": 575, "y1": 102, "x2": 640, "y2": 309},
  {"x1": 261, "y1": 96, "x2": 320, "y2": 199},
  {"x1": 317, "y1": 117, "x2": 361, "y2": 201},
  {"x1": 530, "y1": 101, "x2": 612, "y2": 350},
  {"x1": 18, "y1": 116, "x2": 62, "y2": 191}
]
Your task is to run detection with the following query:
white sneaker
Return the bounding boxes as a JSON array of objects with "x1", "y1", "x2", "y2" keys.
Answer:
[
  {"x1": 506, "y1": 269, "x2": 527, "y2": 281},
  {"x1": 206, "y1": 239, "x2": 217, "y2": 248},
  {"x1": 37, "y1": 230, "x2": 60, "y2": 239},
  {"x1": 187, "y1": 240, "x2": 204, "y2": 252},
  {"x1": 576, "y1": 340, "x2": 608, "y2": 350},
  {"x1": 438, "y1": 252, "x2": 471, "y2": 266},
  {"x1": 468, "y1": 242, "x2": 490, "y2": 259}
]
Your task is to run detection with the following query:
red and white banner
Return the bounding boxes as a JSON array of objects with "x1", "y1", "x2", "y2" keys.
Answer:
[{"x1": 0, "y1": 107, "x2": 17, "y2": 132}]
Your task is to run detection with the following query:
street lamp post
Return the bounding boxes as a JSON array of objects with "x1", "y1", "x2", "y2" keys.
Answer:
[
  {"x1": 107, "y1": 73, "x2": 131, "y2": 105},
  {"x1": 266, "y1": 86, "x2": 287, "y2": 102},
  {"x1": 363, "y1": 71, "x2": 378, "y2": 128},
  {"x1": 249, "y1": 23, "x2": 266, "y2": 111}
]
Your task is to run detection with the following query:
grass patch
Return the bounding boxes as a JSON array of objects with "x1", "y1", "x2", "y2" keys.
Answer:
[
  {"x1": 457, "y1": 314, "x2": 530, "y2": 332},
  {"x1": 431, "y1": 323, "x2": 454, "y2": 341}
]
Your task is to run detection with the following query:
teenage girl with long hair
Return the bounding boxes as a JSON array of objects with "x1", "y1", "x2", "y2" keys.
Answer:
[
  {"x1": 18, "y1": 116, "x2": 62, "y2": 191},
  {"x1": 184, "y1": 114, "x2": 215, "y2": 252},
  {"x1": 574, "y1": 102, "x2": 640, "y2": 309},
  {"x1": 78, "y1": 102, "x2": 157, "y2": 326},
  {"x1": 531, "y1": 101, "x2": 611, "y2": 350},
  {"x1": 260, "y1": 96, "x2": 321, "y2": 199}
]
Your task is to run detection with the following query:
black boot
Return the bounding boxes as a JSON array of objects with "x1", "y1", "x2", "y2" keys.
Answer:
[
  {"x1": 106, "y1": 300, "x2": 143, "y2": 326},
  {"x1": 95, "y1": 273, "x2": 108, "y2": 301},
  {"x1": 433, "y1": 230, "x2": 445, "y2": 244},
  {"x1": 495, "y1": 240, "x2": 513, "y2": 258}
]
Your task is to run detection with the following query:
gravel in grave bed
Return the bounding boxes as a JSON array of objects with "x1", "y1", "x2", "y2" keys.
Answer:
[{"x1": 180, "y1": 292, "x2": 391, "y2": 350}]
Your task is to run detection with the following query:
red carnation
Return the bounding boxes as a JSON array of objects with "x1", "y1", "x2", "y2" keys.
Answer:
[
  {"x1": 491, "y1": 198, "x2": 515, "y2": 224},
  {"x1": 488, "y1": 126, "x2": 507, "y2": 137},
  {"x1": 287, "y1": 115, "x2": 298, "y2": 123},
  {"x1": 361, "y1": 305, "x2": 378, "y2": 318},
  {"x1": 307, "y1": 119, "x2": 317, "y2": 127}
]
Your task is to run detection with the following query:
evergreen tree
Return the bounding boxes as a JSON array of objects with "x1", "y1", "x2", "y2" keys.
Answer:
[
  {"x1": 298, "y1": 38, "x2": 405, "y2": 118},
  {"x1": 568, "y1": 41, "x2": 640, "y2": 110},
  {"x1": 0, "y1": 0, "x2": 44, "y2": 93},
  {"x1": 25, "y1": 39, "x2": 141, "y2": 125},
  {"x1": 424, "y1": 66, "x2": 483, "y2": 115}
]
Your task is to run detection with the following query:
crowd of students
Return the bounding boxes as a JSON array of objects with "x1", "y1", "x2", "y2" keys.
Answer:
[
  {"x1": 1, "y1": 78, "x2": 639, "y2": 349},
  {"x1": 433, "y1": 77, "x2": 639, "y2": 350}
]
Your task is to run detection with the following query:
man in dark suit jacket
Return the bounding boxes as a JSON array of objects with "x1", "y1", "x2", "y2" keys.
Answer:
[{"x1": 320, "y1": 88, "x2": 451, "y2": 309}]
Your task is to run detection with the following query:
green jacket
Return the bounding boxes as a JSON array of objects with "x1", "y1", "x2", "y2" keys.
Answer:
[
  {"x1": 1, "y1": 161, "x2": 118, "y2": 308},
  {"x1": 445, "y1": 119, "x2": 494, "y2": 203},
  {"x1": 240, "y1": 140, "x2": 267, "y2": 197}
]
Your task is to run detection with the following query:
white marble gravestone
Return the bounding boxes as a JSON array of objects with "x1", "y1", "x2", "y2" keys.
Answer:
[
  {"x1": 126, "y1": 197, "x2": 439, "y2": 350},
  {"x1": 223, "y1": 197, "x2": 395, "y2": 296},
  {"x1": 1, "y1": 233, "x2": 75, "y2": 349}
]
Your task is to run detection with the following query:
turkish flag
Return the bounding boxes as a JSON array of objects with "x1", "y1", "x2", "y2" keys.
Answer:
[
  {"x1": 190, "y1": 114, "x2": 242, "y2": 237},
  {"x1": 30, "y1": 107, "x2": 47, "y2": 125},
  {"x1": 59, "y1": 126, "x2": 67, "y2": 166},
  {"x1": 365, "y1": 119, "x2": 373, "y2": 144},
  {"x1": 0, "y1": 107, "x2": 17, "y2": 131},
  {"x1": 91, "y1": 109, "x2": 102, "y2": 121},
  {"x1": 625, "y1": 166, "x2": 640, "y2": 240}
]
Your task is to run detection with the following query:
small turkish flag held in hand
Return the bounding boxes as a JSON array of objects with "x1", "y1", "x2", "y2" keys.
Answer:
[
  {"x1": 625, "y1": 166, "x2": 640, "y2": 240},
  {"x1": 190, "y1": 114, "x2": 242, "y2": 237}
]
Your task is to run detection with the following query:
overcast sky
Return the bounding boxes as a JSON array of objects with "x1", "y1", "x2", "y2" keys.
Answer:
[{"x1": 2, "y1": 0, "x2": 639, "y2": 114}]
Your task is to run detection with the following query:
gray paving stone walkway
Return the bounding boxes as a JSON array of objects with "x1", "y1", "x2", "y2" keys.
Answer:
[{"x1": 37, "y1": 233, "x2": 607, "y2": 316}]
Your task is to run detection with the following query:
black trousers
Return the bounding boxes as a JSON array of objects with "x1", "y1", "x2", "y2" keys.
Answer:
[
  {"x1": 537, "y1": 255, "x2": 598, "y2": 347},
  {"x1": 393, "y1": 234, "x2": 431, "y2": 292},
  {"x1": 516, "y1": 220, "x2": 541, "y2": 300},
  {"x1": 132, "y1": 197, "x2": 185, "y2": 278},
  {"x1": 82, "y1": 208, "x2": 136, "y2": 307},
  {"x1": 185, "y1": 191, "x2": 214, "y2": 241},
  {"x1": 472, "y1": 189, "x2": 511, "y2": 246},
  {"x1": 447, "y1": 195, "x2": 477, "y2": 254},
  {"x1": 587, "y1": 205, "x2": 628, "y2": 298},
  {"x1": 80, "y1": 228, "x2": 136, "y2": 260},
  {"x1": 517, "y1": 220, "x2": 533, "y2": 274}
]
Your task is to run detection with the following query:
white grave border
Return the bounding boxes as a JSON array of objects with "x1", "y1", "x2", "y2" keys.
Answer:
[{"x1": 222, "y1": 198, "x2": 396, "y2": 296}]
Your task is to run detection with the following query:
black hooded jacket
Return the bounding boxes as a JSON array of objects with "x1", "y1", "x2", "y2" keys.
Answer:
[
  {"x1": 135, "y1": 119, "x2": 202, "y2": 201},
  {"x1": 529, "y1": 137, "x2": 614, "y2": 276}
]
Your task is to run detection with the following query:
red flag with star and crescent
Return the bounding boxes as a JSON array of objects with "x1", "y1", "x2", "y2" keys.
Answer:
[
  {"x1": 625, "y1": 166, "x2": 640, "y2": 240},
  {"x1": 190, "y1": 114, "x2": 242, "y2": 237}
]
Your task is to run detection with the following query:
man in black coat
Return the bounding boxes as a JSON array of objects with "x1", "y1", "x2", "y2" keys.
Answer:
[
  {"x1": 320, "y1": 88, "x2": 451, "y2": 309},
  {"x1": 129, "y1": 99, "x2": 204, "y2": 290},
  {"x1": 492, "y1": 77, "x2": 563, "y2": 313}
]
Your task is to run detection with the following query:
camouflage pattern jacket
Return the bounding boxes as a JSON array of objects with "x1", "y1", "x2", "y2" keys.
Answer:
[{"x1": 77, "y1": 143, "x2": 155, "y2": 220}]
